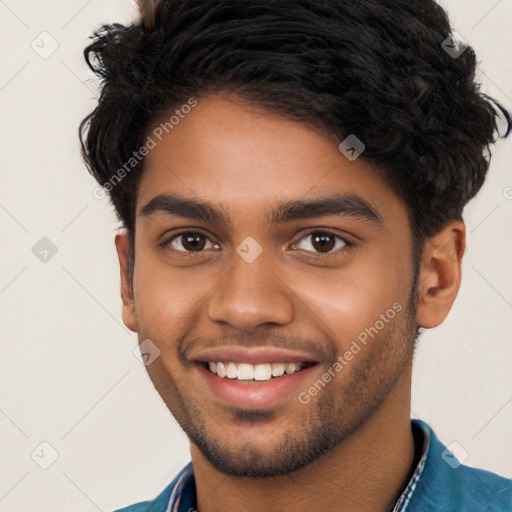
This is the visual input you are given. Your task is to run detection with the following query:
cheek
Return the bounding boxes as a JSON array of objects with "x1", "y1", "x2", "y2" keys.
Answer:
[
  {"x1": 132, "y1": 256, "x2": 207, "y2": 345},
  {"x1": 292, "y1": 261, "x2": 409, "y2": 348}
]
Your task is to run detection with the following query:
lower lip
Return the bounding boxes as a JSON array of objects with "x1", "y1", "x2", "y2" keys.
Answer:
[{"x1": 195, "y1": 363, "x2": 319, "y2": 407}]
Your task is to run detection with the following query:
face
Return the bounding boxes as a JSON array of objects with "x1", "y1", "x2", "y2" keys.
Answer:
[{"x1": 120, "y1": 94, "x2": 419, "y2": 477}]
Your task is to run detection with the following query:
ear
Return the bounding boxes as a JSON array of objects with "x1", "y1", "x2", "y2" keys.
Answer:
[
  {"x1": 416, "y1": 220, "x2": 466, "y2": 329},
  {"x1": 115, "y1": 230, "x2": 138, "y2": 332}
]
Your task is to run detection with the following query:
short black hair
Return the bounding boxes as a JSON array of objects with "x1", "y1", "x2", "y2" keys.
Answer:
[{"x1": 80, "y1": 0, "x2": 510, "y2": 255}]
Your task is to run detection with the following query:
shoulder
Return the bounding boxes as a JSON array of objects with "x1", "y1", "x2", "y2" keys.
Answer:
[
  {"x1": 409, "y1": 420, "x2": 511, "y2": 511},
  {"x1": 111, "y1": 462, "x2": 194, "y2": 512},
  {"x1": 111, "y1": 482, "x2": 174, "y2": 512},
  {"x1": 455, "y1": 464, "x2": 512, "y2": 510}
]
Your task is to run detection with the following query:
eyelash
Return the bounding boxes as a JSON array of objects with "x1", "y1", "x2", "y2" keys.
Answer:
[{"x1": 158, "y1": 229, "x2": 353, "y2": 258}]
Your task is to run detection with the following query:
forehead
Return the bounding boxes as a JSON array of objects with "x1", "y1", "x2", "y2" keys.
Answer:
[{"x1": 136, "y1": 94, "x2": 405, "y2": 225}]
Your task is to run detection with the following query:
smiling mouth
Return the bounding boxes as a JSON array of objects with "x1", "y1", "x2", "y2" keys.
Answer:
[{"x1": 199, "y1": 361, "x2": 317, "y2": 382}]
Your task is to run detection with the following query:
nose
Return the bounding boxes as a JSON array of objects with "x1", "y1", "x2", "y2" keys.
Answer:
[{"x1": 207, "y1": 249, "x2": 295, "y2": 331}]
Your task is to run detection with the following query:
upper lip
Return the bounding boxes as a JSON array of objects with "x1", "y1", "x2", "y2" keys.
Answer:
[{"x1": 190, "y1": 346, "x2": 319, "y2": 365}]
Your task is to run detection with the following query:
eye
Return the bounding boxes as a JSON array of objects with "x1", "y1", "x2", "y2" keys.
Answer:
[
  {"x1": 292, "y1": 230, "x2": 351, "y2": 255},
  {"x1": 160, "y1": 231, "x2": 220, "y2": 253},
  {"x1": 159, "y1": 229, "x2": 351, "y2": 257}
]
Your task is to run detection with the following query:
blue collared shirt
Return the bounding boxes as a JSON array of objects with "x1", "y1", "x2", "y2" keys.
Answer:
[{"x1": 114, "y1": 419, "x2": 512, "y2": 512}]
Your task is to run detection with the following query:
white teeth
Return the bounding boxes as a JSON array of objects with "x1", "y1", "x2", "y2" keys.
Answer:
[
  {"x1": 205, "y1": 361, "x2": 309, "y2": 380},
  {"x1": 237, "y1": 363, "x2": 255, "y2": 380},
  {"x1": 271, "y1": 363, "x2": 285, "y2": 377},
  {"x1": 286, "y1": 362, "x2": 297, "y2": 375},
  {"x1": 254, "y1": 364, "x2": 272, "y2": 381},
  {"x1": 226, "y1": 362, "x2": 237, "y2": 379},
  {"x1": 216, "y1": 361, "x2": 227, "y2": 378}
]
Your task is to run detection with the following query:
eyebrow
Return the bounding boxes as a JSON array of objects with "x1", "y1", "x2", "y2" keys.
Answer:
[{"x1": 139, "y1": 192, "x2": 383, "y2": 227}]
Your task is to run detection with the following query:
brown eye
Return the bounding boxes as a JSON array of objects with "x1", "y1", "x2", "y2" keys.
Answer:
[
  {"x1": 161, "y1": 231, "x2": 220, "y2": 253},
  {"x1": 294, "y1": 230, "x2": 349, "y2": 255},
  {"x1": 311, "y1": 232, "x2": 336, "y2": 252},
  {"x1": 181, "y1": 233, "x2": 206, "y2": 251}
]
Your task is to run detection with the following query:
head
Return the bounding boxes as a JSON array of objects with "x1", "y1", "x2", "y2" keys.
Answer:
[{"x1": 80, "y1": 0, "x2": 510, "y2": 477}]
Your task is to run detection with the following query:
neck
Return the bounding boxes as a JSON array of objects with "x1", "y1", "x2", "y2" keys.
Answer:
[{"x1": 191, "y1": 364, "x2": 415, "y2": 512}]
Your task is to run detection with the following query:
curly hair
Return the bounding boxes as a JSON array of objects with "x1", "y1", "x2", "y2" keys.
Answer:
[{"x1": 80, "y1": 0, "x2": 510, "y2": 255}]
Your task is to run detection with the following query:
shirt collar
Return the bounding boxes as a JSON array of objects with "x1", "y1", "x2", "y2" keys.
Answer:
[
  {"x1": 392, "y1": 419, "x2": 431, "y2": 512},
  {"x1": 164, "y1": 461, "x2": 195, "y2": 512},
  {"x1": 165, "y1": 419, "x2": 431, "y2": 512}
]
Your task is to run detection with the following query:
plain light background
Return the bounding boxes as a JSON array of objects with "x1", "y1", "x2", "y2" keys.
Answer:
[{"x1": 0, "y1": 1, "x2": 511, "y2": 511}]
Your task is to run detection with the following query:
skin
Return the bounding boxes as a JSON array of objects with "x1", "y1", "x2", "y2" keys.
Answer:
[{"x1": 115, "y1": 94, "x2": 466, "y2": 512}]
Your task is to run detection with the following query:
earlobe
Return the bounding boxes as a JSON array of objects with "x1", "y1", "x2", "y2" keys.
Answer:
[
  {"x1": 416, "y1": 221, "x2": 466, "y2": 329},
  {"x1": 115, "y1": 230, "x2": 138, "y2": 332}
]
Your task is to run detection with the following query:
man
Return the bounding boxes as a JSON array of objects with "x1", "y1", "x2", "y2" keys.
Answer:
[{"x1": 80, "y1": 1, "x2": 511, "y2": 510}]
